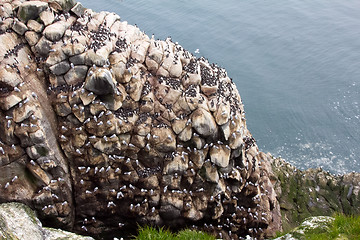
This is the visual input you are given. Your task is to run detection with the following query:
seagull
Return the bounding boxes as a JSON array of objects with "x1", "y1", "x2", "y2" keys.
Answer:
[{"x1": 194, "y1": 49, "x2": 200, "y2": 54}]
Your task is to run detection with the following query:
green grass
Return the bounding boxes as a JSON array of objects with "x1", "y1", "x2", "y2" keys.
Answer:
[
  {"x1": 274, "y1": 213, "x2": 360, "y2": 240},
  {"x1": 134, "y1": 226, "x2": 215, "y2": 240},
  {"x1": 326, "y1": 213, "x2": 360, "y2": 240},
  {"x1": 176, "y1": 229, "x2": 215, "y2": 240},
  {"x1": 135, "y1": 214, "x2": 360, "y2": 240}
]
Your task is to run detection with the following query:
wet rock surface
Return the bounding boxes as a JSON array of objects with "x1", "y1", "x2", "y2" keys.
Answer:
[{"x1": 0, "y1": 0, "x2": 282, "y2": 239}]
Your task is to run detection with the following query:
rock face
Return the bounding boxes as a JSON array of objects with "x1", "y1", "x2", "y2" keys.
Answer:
[
  {"x1": 0, "y1": 202, "x2": 94, "y2": 240},
  {"x1": 270, "y1": 155, "x2": 360, "y2": 232},
  {"x1": 0, "y1": 0, "x2": 282, "y2": 239}
]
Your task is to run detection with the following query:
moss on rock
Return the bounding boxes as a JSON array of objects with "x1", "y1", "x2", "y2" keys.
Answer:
[{"x1": 270, "y1": 154, "x2": 360, "y2": 233}]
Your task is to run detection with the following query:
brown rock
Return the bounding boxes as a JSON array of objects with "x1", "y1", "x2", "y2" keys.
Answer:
[
  {"x1": 26, "y1": 144, "x2": 49, "y2": 159},
  {"x1": 49, "y1": 74, "x2": 67, "y2": 87},
  {"x1": 63, "y1": 43, "x2": 86, "y2": 56},
  {"x1": 39, "y1": 9, "x2": 55, "y2": 26},
  {"x1": 131, "y1": 40, "x2": 150, "y2": 64},
  {"x1": 69, "y1": 52, "x2": 86, "y2": 65},
  {"x1": 202, "y1": 161, "x2": 219, "y2": 183},
  {"x1": 0, "y1": 67, "x2": 22, "y2": 88},
  {"x1": 79, "y1": 89, "x2": 96, "y2": 106},
  {"x1": 44, "y1": 21, "x2": 68, "y2": 42},
  {"x1": 0, "y1": 95, "x2": 23, "y2": 111},
  {"x1": 54, "y1": 102, "x2": 72, "y2": 117},
  {"x1": 150, "y1": 127, "x2": 176, "y2": 153},
  {"x1": 163, "y1": 153, "x2": 188, "y2": 175},
  {"x1": 12, "y1": 102, "x2": 39, "y2": 123},
  {"x1": 34, "y1": 36, "x2": 52, "y2": 57},
  {"x1": 178, "y1": 124, "x2": 192, "y2": 142},
  {"x1": 111, "y1": 61, "x2": 132, "y2": 83},
  {"x1": 84, "y1": 68, "x2": 116, "y2": 95},
  {"x1": 64, "y1": 65, "x2": 88, "y2": 85},
  {"x1": 45, "y1": 43, "x2": 67, "y2": 66},
  {"x1": 24, "y1": 31, "x2": 40, "y2": 46},
  {"x1": 214, "y1": 103, "x2": 230, "y2": 126},
  {"x1": 128, "y1": 74, "x2": 144, "y2": 102},
  {"x1": 27, "y1": 20, "x2": 44, "y2": 33},
  {"x1": 49, "y1": 61, "x2": 71, "y2": 76},
  {"x1": 26, "y1": 162, "x2": 51, "y2": 186},
  {"x1": 54, "y1": 0, "x2": 77, "y2": 12},
  {"x1": 12, "y1": 20, "x2": 28, "y2": 35},
  {"x1": 191, "y1": 108, "x2": 218, "y2": 137},
  {"x1": 210, "y1": 144, "x2": 231, "y2": 168}
]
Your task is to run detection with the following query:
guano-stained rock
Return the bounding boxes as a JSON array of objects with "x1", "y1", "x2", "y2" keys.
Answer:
[
  {"x1": 84, "y1": 68, "x2": 116, "y2": 95},
  {"x1": 191, "y1": 108, "x2": 218, "y2": 137},
  {"x1": 0, "y1": 1, "x2": 284, "y2": 239}
]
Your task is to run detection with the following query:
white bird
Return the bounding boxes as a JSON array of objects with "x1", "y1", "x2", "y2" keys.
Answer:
[{"x1": 117, "y1": 192, "x2": 124, "y2": 199}]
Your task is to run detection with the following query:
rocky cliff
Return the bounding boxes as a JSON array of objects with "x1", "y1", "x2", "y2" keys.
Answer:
[
  {"x1": 268, "y1": 154, "x2": 360, "y2": 232},
  {"x1": 0, "y1": 0, "x2": 281, "y2": 239}
]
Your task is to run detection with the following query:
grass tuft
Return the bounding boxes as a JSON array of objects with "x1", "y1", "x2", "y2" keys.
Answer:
[
  {"x1": 135, "y1": 226, "x2": 174, "y2": 240},
  {"x1": 329, "y1": 213, "x2": 360, "y2": 240},
  {"x1": 134, "y1": 226, "x2": 215, "y2": 240},
  {"x1": 274, "y1": 213, "x2": 360, "y2": 240},
  {"x1": 176, "y1": 229, "x2": 215, "y2": 240}
]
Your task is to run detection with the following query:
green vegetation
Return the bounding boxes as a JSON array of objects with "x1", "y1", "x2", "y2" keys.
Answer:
[
  {"x1": 274, "y1": 214, "x2": 360, "y2": 240},
  {"x1": 134, "y1": 226, "x2": 215, "y2": 240},
  {"x1": 272, "y1": 157, "x2": 360, "y2": 232},
  {"x1": 134, "y1": 214, "x2": 360, "y2": 240},
  {"x1": 323, "y1": 213, "x2": 360, "y2": 240},
  {"x1": 176, "y1": 229, "x2": 215, "y2": 240}
]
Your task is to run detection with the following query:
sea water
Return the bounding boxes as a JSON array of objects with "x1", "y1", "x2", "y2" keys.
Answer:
[{"x1": 80, "y1": 0, "x2": 360, "y2": 174}]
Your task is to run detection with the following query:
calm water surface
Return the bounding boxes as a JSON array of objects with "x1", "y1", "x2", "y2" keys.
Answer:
[{"x1": 81, "y1": 0, "x2": 360, "y2": 174}]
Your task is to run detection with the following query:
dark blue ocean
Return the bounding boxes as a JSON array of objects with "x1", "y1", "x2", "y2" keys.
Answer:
[{"x1": 80, "y1": 0, "x2": 360, "y2": 174}]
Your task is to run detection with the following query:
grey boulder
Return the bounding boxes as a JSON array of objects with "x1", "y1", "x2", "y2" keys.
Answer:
[
  {"x1": 84, "y1": 68, "x2": 116, "y2": 95},
  {"x1": 17, "y1": 1, "x2": 48, "y2": 22}
]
